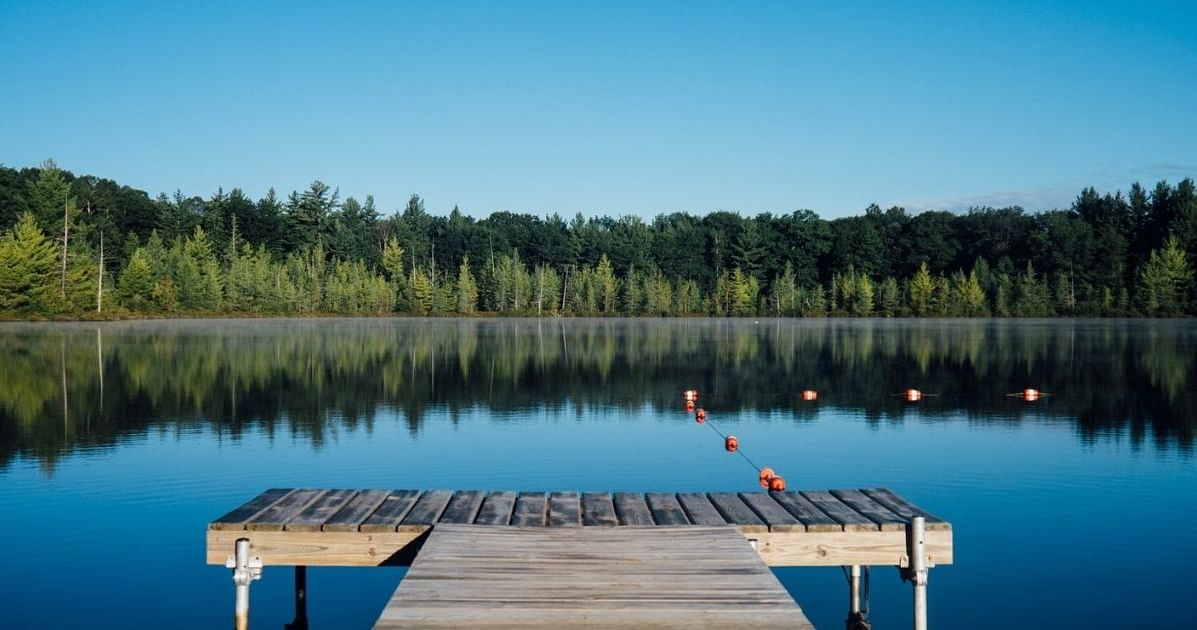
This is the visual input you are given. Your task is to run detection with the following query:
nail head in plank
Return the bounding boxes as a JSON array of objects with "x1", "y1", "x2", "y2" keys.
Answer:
[
  {"x1": 323, "y1": 490, "x2": 391, "y2": 532},
  {"x1": 247, "y1": 489, "x2": 326, "y2": 531},
  {"x1": 399, "y1": 490, "x2": 454, "y2": 530},
  {"x1": 581, "y1": 492, "x2": 618, "y2": 526},
  {"x1": 210, "y1": 488, "x2": 294, "y2": 530},
  {"x1": 739, "y1": 493, "x2": 803, "y2": 532},
  {"x1": 474, "y1": 491, "x2": 516, "y2": 526},
  {"x1": 286, "y1": 489, "x2": 359, "y2": 532},
  {"x1": 360, "y1": 490, "x2": 423, "y2": 533},
  {"x1": 676, "y1": 492, "x2": 728, "y2": 526},
  {"x1": 645, "y1": 493, "x2": 691, "y2": 526},
  {"x1": 707, "y1": 492, "x2": 768, "y2": 532},
  {"x1": 862, "y1": 488, "x2": 951, "y2": 530},
  {"x1": 613, "y1": 492, "x2": 654, "y2": 526},
  {"x1": 830, "y1": 489, "x2": 905, "y2": 531},
  {"x1": 548, "y1": 492, "x2": 581, "y2": 527},
  {"x1": 799, "y1": 491, "x2": 877, "y2": 531},
  {"x1": 439, "y1": 491, "x2": 486, "y2": 525},
  {"x1": 511, "y1": 492, "x2": 548, "y2": 527},
  {"x1": 770, "y1": 492, "x2": 841, "y2": 532}
]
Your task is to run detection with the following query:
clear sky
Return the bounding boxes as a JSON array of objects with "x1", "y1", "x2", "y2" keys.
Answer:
[{"x1": 2, "y1": 0, "x2": 1195, "y2": 218}]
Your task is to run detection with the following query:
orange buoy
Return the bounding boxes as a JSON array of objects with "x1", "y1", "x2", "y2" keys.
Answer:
[
  {"x1": 801, "y1": 389, "x2": 818, "y2": 401},
  {"x1": 695, "y1": 408, "x2": 706, "y2": 423},
  {"x1": 683, "y1": 389, "x2": 699, "y2": 402},
  {"x1": 768, "y1": 475, "x2": 786, "y2": 492},
  {"x1": 1023, "y1": 388, "x2": 1040, "y2": 401},
  {"x1": 758, "y1": 467, "x2": 775, "y2": 483},
  {"x1": 905, "y1": 388, "x2": 923, "y2": 402},
  {"x1": 725, "y1": 435, "x2": 739, "y2": 452},
  {"x1": 685, "y1": 400, "x2": 695, "y2": 412}
]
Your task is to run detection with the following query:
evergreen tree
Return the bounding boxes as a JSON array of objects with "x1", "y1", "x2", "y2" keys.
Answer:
[
  {"x1": 878, "y1": 277, "x2": 900, "y2": 316},
  {"x1": 118, "y1": 248, "x2": 156, "y2": 311},
  {"x1": 0, "y1": 213, "x2": 58, "y2": 312},
  {"x1": 1137, "y1": 237, "x2": 1193, "y2": 316},
  {"x1": 456, "y1": 257, "x2": 478, "y2": 314},
  {"x1": 908, "y1": 262, "x2": 935, "y2": 316}
]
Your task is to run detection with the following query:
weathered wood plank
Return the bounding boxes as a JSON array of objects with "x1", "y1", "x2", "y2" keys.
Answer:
[
  {"x1": 739, "y1": 493, "x2": 803, "y2": 532},
  {"x1": 862, "y1": 488, "x2": 952, "y2": 530},
  {"x1": 581, "y1": 492, "x2": 618, "y2": 526},
  {"x1": 799, "y1": 491, "x2": 877, "y2": 532},
  {"x1": 708, "y1": 492, "x2": 767, "y2": 532},
  {"x1": 360, "y1": 490, "x2": 423, "y2": 533},
  {"x1": 286, "y1": 489, "x2": 359, "y2": 532},
  {"x1": 613, "y1": 492, "x2": 654, "y2": 526},
  {"x1": 474, "y1": 491, "x2": 516, "y2": 526},
  {"x1": 548, "y1": 492, "x2": 581, "y2": 527},
  {"x1": 646, "y1": 492, "x2": 691, "y2": 526},
  {"x1": 210, "y1": 488, "x2": 294, "y2": 530},
  {"x1": 831, "y1": 489, "x2": 906, "y2": 531},
  {"x1": 323, "y1": 490, "x2": 391, "y2": 532},
  {"x1": 438, "y1": 491, "x2": 486, "y2": 525},
  {"x1": 510, "y1": 492, "x2": 548, "y2": 527},
  {"x1": 677, "y1": 492, "x2": 728, "y2": 526},
  {"x1": 206, "y1": 529, "x2": 426, "y2": 567},
  {"x1": 247, "y1": 489, "x2": 326, "y2": 532},
  {"x1": 374, "y1": 524, "x2": 813, "y2": 629},
  {"x1": 399, "y1": 490, "x2": 453, "y2": 531},
  {"x1": 770, "y1": 492, "x2": 841, "y2": 532},
  {"x1": 754, "y1": 529, "x2": 954, "y2": 567}
]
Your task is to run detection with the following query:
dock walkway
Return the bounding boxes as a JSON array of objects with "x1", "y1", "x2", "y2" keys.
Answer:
[{"x1": 207, "y1": 488, "x2": 952, "y2": 629}]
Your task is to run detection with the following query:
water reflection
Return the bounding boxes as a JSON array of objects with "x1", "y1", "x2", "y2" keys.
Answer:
[{"x1": 1, "y1": 317, "x2": 1193, "y2": 472}]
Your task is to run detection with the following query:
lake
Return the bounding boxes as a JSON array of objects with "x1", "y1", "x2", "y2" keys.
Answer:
[{"x1": 0, "y1": 318, "x2": 1194, "y2": 628}]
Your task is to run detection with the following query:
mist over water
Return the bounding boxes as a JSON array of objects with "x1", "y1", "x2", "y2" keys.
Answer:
[{"x1": 0, "y1": 318, "x2": 1194, "y2": 628}]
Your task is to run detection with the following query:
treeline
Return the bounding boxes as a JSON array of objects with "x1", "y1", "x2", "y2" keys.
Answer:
[{"x1": 0, "y1": 160, "x2": 1194, "y2": 318}]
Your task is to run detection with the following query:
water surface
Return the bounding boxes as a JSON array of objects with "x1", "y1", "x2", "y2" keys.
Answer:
[{"x1": 0, "y1": 318, "x2": 1194, "y2": 628}]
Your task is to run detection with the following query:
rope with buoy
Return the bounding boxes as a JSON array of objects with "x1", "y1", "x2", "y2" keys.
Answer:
[{"x1": 684, "y1": 390, "x2": 784, "y2": 491}]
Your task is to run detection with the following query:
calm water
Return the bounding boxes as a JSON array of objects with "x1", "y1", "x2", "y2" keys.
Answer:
[{"x1": 1, "y1": 318, "x2": 1194, "y2": 629}]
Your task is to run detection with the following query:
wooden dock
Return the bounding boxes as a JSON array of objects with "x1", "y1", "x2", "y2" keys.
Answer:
[{"x1": 207, "y1": 488, "x2": 952, "y2": 629}]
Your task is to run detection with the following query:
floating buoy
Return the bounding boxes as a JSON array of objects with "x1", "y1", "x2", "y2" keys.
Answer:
[
  {"x1": 801, "y1": 389, "x2": 818, "y2": 401},
  {"x1": 725, "y1": 435, "x2": 739, "y2": 452},
  {"x1": 685, "y1": 400, "x2": 695, "y2": 412},
  {"x1": 683, "y1": 389, "x2": 699, "y2": 402},
  {"x1": 905, "y1": 388, "x2": 923, "y2": 402},
  {"x1": 768, "y1": 475, "x2": 786, "y2": 492},
  {"x1": 1023, "y1": 388, "x2": 1040, "y2": 401},
  {"x1": 695, "y1": 408, "x2": 706, "y2": 423},
  {"x1": 758, "y1": 467, "x2": 775, "y2": 484}
]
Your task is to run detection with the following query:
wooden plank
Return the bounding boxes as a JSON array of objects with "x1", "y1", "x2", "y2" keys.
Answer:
[
  {"x1": 799, "y1": 491, "x2": 877, "y2": 532},
  {"x1": 862, "y1": 488, "x2": 952, "y2": 530},
  {"x1": 707, "y1": 492, "x2": 767, "y2": 533},
  {"x1": 210, "y1": 488, "x2": 294, "y2": 530},
  {"x1": 286, "y1": 489, "x2": 359, "y2": 532},
  {"x1": 323, "y1": 490, "x2": 391, "y2": 532},
  {"x1": 770, "y1": 492, "x2": 842, "y2": 532},
  {"x1": 474, "y1": 491, "x2": 516, "y2": 526},
  {"x1": 399, "y1": 490, "x2": 453, "y2": 530},
  {"x1": 374, "y1": 524, "x2": 813, "y2": 629},
  {"x1": 548, "y1": 492, "x2": 581, "y2": 527},
  {"x1": 831, "y1": 489, "x2": 906, "y2": 531},
  {"x1": 360, "y1": 490, "x2": 423, "y2": 533},
  {"x1": 247, "y1": 489, "x2": 326, "y2": 532},
  {"x1": 754, "y1": 529, "x2": 954, "y2": 567},
  {"x1": 613, "y1": 492, "x2": 654, "y2": 526},
  {"x1": 510, "y1": 492, "x2": 548, "y2": 527},
  {"x1": 438, "y1": 491, "x2": 486, "y2": 525},
  {"x1": 646, "y1": 492, "x2": 691, "y2": 526},
  {"x1": 677, "y1": 492, "x2": 728, "y2": 526},
  {"x1": 581, "y1": 492, "x2": 618, "y2": 527},
  {"x1": 738, "y1": 493, "x2": 803, "y2": 532},
  {"x1": 206, "y1": 529, "x2": 426, "y2": 567}
]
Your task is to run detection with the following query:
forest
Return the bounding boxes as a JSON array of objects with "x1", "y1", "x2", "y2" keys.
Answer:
[{"x1": 0, "y1": 160, "x2": 1194, "y2": 319}]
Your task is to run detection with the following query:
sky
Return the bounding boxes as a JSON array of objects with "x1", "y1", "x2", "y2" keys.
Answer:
[{"x1": 2, "y1": 0, "x2": 1195, "y2": 219}]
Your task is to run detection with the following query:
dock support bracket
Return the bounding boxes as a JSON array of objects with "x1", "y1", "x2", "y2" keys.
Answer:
[
  {"x1": 899, "y1": 517, "x2": 931, "y2": 630},
  {"x1": 285, "y1": 566, "x2": 309, "y2": 630},
  {"x1": 226, "y1": 538, "x2": 262, "y2": 630}
]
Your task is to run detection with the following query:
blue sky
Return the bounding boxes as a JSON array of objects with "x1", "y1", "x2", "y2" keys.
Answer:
[{"x1": 2, "y1": 0, "x2": 1195, "y2": 218}]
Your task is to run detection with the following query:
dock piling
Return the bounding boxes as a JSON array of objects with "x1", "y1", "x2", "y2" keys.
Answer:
[
  {"x1": 908, "y1": 516, "x2": 929, "y2": 630},
  {"x1": 227, "y1": 538, "x2": 262, "y2": 630},
  {"x1": 285, "y1": 566, "x2": 308, "y2": 630}
]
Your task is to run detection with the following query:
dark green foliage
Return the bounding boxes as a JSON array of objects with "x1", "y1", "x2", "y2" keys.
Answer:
[{"x1": 0, "y1": 162, "x2": 1194, "y2": 317}]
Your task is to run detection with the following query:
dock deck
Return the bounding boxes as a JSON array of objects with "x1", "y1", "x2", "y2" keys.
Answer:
[{"x1": 207, "y1": 488, "x2": 952, "y2": 629}]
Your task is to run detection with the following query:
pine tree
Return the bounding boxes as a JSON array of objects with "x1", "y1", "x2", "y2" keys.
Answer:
[
  {"x1": 853, "y1": 274, "x2": 874, "y2": 317},
  {"x1": 1137, "y1": 237, "x2": 1193, "y2": 316},
  {"x1": 0, "y1": 213, "x2": 58, "y2": 312},
  {"x1": 595, "y1": 254, "x2": 618, "y2": 313},
  {"x1": 456, "y1": 257, "x2": 478, "y2": 314},
  {"x1": 908, "y1": 262, "x2": 935, "y2": 316},
  {"x1": 119, "y1": 248, "x2": 156, "y2": 311},
  {"x1": 879, "y1": 277, "x2": 900, "y2": 316},
  {"x1": 409, "y1": 266, "x2": 433, "y2": 315}
]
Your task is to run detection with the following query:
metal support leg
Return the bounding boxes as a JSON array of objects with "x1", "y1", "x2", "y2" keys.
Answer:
[
  {"x1": 226, "y1": 538, "x2": 262, "y2": 630},
  {"x1": 908, "y1": 517, "x2": 929, "y2": 630},
  {"x1": 286, "y1": 566, "x2": 309, "y2": 630},
  {"x1": 846, "y1": 564, "x2": 871, "y2": 629}
]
